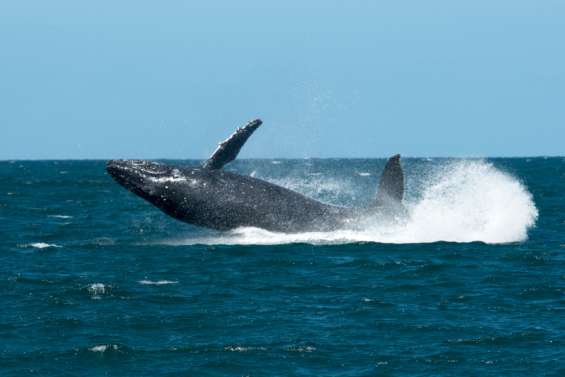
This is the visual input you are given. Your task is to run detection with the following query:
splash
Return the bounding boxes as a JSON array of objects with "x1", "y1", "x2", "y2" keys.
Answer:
[
  {"x1": 165, "y1": 160, "x2": 537, "y2": 245},
  {"x1": 400, "y1": 160, "x2": 538, "y2": 243},
  {"x1": 266, "y1": 176, "x2": 357, "y2": 205}
]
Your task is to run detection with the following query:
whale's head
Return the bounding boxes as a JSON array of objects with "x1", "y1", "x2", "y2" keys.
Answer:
[
  {"x1": 106, "y1": 160, "x2": 172, "y2": 198},
  {"x1": 107, "y1": 159, "x2": 189, "y2": 214}
]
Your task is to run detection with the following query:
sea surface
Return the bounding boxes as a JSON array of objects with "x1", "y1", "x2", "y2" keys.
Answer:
[{"x1": 0, "y1": 158, "x2": 563, "y2": 376}]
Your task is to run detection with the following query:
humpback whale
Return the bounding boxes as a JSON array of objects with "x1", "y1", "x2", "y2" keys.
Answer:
[{"x1": 106, "y1": 119, "x2": 406, "y2": 232}]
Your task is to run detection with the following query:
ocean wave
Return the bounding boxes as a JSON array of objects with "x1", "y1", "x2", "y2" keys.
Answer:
[
  {"x1": 138, "y1": 280, "x2": 178, "y2": 285},
  {"x1": 162, "y1": 160, "x2": 538, "y2": 245}
]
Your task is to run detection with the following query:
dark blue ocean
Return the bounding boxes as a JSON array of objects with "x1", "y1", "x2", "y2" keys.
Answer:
[{"x1": 1, "y1": 158, "x2": 563, "y2": 376}]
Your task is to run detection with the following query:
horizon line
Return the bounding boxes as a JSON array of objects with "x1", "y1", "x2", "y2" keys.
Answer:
[{"x1": 1, "y1": 155, "x2": 563, "y2": 162}]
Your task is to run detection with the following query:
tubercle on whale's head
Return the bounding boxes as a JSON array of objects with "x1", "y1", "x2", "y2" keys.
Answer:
[{"x1": 106, "y1": 160, "x2": 173, "y2": 200}]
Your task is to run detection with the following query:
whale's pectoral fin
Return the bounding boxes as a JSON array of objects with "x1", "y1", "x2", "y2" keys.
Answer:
[
  {"x1": 203, "y1": 119, "x2": 263, "y2": 170},
  {"x1": 374, "y1": 154, "x2": 404, "y2": 207}
]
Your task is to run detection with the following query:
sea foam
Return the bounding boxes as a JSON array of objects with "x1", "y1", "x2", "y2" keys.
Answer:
[{"x1": 165, "y1": 160, "x2": 538, "y2": 245}]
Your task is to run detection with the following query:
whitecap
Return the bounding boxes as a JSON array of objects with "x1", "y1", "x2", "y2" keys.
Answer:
[
  {"x1": 224, "y1": 345, "x2": 266, "y2": 352},
  {"x1": 286, "y1": 345, "x2": 316, "y2": 353},
  {"x1": 27, "y1": 243, "x2": 61, "y2": 249},
  {"x1": 88, "y1": 283, "x2": 107, "y2": 299},
  {"x1": 89, "y1": 344, "x2": 118, "y2": 352},
  {"x1": 357, "y1": 172, "x2": 371, "y2": 177},
  {"x1": 138, "y1": 280, "x2": 178, "y2": 285},
  {"x1": 48, "y1": 215, "x2": 73, "y2": 219}
]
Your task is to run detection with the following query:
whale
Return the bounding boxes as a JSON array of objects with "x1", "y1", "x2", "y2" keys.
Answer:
[{"x1": 106, "y1": 119, "x2": 406, "y2": 232}]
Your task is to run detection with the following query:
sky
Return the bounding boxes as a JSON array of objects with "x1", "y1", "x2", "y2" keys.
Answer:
[{"x1": 1, "y1": 0, "x2": 563, "y2": 159}]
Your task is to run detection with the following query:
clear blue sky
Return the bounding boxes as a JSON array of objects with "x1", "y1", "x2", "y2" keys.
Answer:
[{"x1": 1, "y1": 1, "x2": 563, "y2": 159}]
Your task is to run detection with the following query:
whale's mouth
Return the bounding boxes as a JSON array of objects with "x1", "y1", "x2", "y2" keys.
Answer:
[{"x1": 106, "y1": 160, "x2": 170, "y2": 196}]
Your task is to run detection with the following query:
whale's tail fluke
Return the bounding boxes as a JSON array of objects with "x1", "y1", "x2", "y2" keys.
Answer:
[
  {"x1": 203, "y1": 119, "x2": 263, "y2": 170},
  {"x1": 374, "y1": 154, "x2": 404, "y2": 208}
]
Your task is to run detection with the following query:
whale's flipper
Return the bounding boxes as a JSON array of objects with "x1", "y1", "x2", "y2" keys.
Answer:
[
  {"x1": 374, "y1": 154, "x2": 404, "y2": 207},
  {"x1": 203, "y1": 119, "x2": 263, "y2": 170}
]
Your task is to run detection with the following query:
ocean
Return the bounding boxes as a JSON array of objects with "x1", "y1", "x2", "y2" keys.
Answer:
[{"x1": 0, "y1": 158, "x2": 563, "y2": 376}]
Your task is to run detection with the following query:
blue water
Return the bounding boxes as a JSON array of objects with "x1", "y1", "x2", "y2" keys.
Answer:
[{"x1": 1, "y1": 158, "x2": 563, "y2": 376}]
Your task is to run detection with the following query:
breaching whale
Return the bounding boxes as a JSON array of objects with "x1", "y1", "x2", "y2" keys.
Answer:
[{"x1": 106, "y1": 119, "x2": 406, "y2": 232}]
